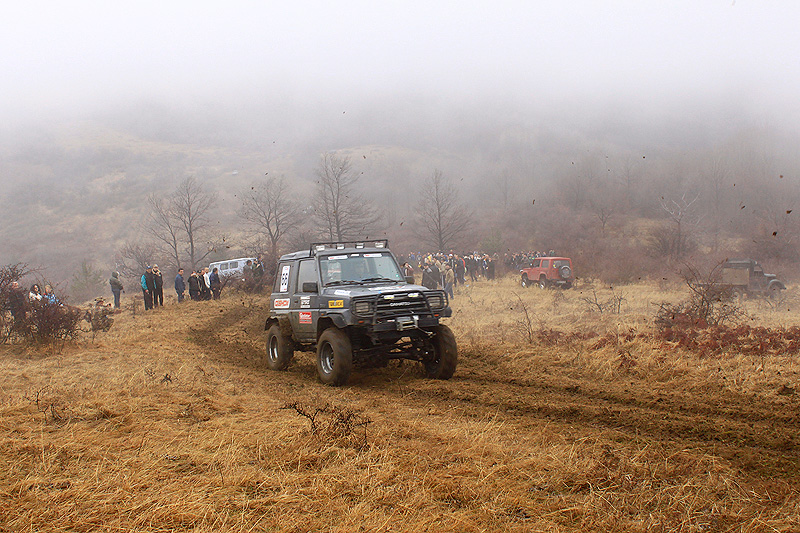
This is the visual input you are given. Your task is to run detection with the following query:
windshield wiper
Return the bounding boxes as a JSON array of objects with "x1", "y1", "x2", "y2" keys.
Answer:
[
  {"x1": 324, "y1": 280, "x2": 364, "y2": 286},
  {"x1": 361, "y1": 277, "x2": 399, "y2": 283}
]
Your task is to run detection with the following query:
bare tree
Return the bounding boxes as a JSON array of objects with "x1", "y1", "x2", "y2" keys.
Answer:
[
  {"x1": 659, "y1": 191, "x2": 700, "y2": 259},
  {"x1": 146, "y1": 193, "x2": 182, "y2": 269},
  {"x1": 416, "y1": 170, "x2": 470, "y2": 251},
  {"x1": 239, "y1": 176, "x2": 297, "y2": 261},
  {"x1": 114, "y1": 241, "x2": 159, "y2": 278},
  {"x1": 314, "y1": 152, "x2": 381, "y2": 241},
  {"x1": 172, "y1": 177, "x2": 217, "y2": 271}
]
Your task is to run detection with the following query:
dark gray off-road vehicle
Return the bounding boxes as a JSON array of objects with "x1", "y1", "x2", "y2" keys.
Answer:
[{"x1": 264, "y1": 240, "x2": 457, "y2": 386}]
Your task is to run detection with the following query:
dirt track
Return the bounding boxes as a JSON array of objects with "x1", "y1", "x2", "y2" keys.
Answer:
[
  {"x1": 3, "y1": 293, "x2": 799, "y2": 532},
  {"x1": 202, "y1": 301, "x2": 800, "y2": 480}
]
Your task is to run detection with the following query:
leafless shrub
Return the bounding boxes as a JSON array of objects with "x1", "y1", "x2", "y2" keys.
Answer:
[
  {"x1": 581, "y1": 287, "x2": 625, "y2": 314},
  {"x1": 281, "y1": 401, "x2": 372, "y2": 449},
  {"x1": 23, "y1": 386, "x2": 73, "y2": 425},
  {"x1": 510, "y1": 293, "x2": 536, "y2": 344},
  {"x1": 656, "y1": 262, "x2": 746, "y2": 329}
]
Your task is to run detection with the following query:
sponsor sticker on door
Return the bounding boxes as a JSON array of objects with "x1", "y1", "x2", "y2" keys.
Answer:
[
  {"x1": 273, "y1": 298, "x2": 290, "y2": 309},
  {"x1": 299, "y1": 311, "x2": 312, "y2": 324},
  {"x1": 300, "y1": 296, "x2": 311, "y2": 308}
]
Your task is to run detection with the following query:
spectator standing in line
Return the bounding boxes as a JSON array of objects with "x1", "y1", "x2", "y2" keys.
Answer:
[
  {"x1": 109, "y1": 271, "x2": 124, "y2": 309},
  {"x1": 188, "y1": 270, "x2": 200, "y2": 301},
  {"x1": 421, "y1": 262, "x2": 439, "y2": 290},
  {"x1": 209, "y1": 267, "x2": 222, "y2": 300},
  {"x1": 152, "y1": 265, "x2": 164, "y2": 307},
  {"x1": 486, "y1": 257, "x2": 496, "y2": 280},
  {"x1": 199, "y1": 268, "x2": 211, "y2": 300},
  {"x1": 443, "y1": 264, "x2": 455, "y2": 300},
  {"x1": 468, "y1": 254, "x2": 478, "y2": 282},
  {"x1": 141, "y1": 266, "x2": 155, "y2": 310},
  {"x1": 43, "y1": 285, "x2": 61, "y2": 306},
  {"x1": 7, "y1": 282, "x2": 27, "y2": 320},
  {"x1": 29, "y1": 284, "x2": 43, "y2": 303},
  {"x1": 175, "y1": 268, "x2": 186, "y2": 302},
  {"x1": 401, "y1": 262, "x2": 414, "y2": 282}
]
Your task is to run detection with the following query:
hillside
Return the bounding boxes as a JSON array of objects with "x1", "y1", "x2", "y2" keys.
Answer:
[{"x1": 1, "y1": 278, "x2": 799, "y2": 531}]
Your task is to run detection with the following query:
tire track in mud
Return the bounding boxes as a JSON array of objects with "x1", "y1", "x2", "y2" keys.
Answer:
[
  {"x1": 385, "y1": 364, "x2": 800, "y2": 478},
  {"x1": 192, "y1": 304, "x2": 800, "y2": 477}
]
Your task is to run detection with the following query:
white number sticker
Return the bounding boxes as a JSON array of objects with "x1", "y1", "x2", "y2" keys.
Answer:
[{"x1": 279, "y1": 265, "x2": 291, "y2": 292}]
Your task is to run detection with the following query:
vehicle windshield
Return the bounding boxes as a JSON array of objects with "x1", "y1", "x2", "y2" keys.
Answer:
[{"x1": 320, "y1": 252, "x2": 404, "y2": 286}]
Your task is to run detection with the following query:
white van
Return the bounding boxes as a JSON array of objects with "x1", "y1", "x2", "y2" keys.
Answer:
[{"x1": 208, "y1": 257, "x2": 257, "y2": 278}]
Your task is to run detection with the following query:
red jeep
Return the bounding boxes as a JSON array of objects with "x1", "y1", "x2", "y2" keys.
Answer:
[{"x1": 520, "y1": 257, "x2": 574, "y2": 289}]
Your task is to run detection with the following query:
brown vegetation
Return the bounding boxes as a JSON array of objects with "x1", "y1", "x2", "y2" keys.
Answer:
[{"x1": 1, "y1": 278, "x2": 799, "y2": 531}]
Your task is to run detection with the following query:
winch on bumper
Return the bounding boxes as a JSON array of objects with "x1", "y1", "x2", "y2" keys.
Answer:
[{"x1": 349, "y1": 290, "x2": 451, "y2": 334}]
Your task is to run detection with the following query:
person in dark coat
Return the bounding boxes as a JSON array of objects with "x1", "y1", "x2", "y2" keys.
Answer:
[
  {"x1": 141, "y1": 266, "x2": 155, "y2": 310},
  {"x1": 109, "y1": 271, "x2": 124, "y2": 309},
  {"x1": 486, "y1": 257, "x2": 496, "y2": 280},
  {"x1": 454, "y1": 255, "x2": 466, "y2": 285},
  {"x1": 6, "y1": 281, "x2": 27, "y2": 320},
  {"x1": 209, "y1": 267, "x2": 222, "y2": 300},
  {"x1": 188, "y1": 270, "x2": 200, "y2": 301},
  {"x1": 421, "y1": 263, "x2": 439, "y2": 290},
  {"x1": 174, "y1": 268, "x2": 186, "y2": 302},
  {"x1": 152, "y1": 265, "x2": 164, "y2": 307}
]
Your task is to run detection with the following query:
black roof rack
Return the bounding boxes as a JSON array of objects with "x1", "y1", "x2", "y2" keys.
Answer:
[{"x1": 309, "y1": 239, "x2": 389, "y2": 255}]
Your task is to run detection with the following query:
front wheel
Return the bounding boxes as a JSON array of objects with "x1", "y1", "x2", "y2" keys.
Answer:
[
  {"x1": 424, "y1": 325, "x2": 458, "y2": 379},
  {"x1": 538, "y1": 278, "x2": 548, "y2": 290},
  {"x1": 266, "y1": 323, "x2": 294, "y2": 370},
  {"x1": 521, "y1": 275, "x2": 530, "y2": 288},
  {"x1": 316, "y1": 328, "x2": 353, "y2": 386}
]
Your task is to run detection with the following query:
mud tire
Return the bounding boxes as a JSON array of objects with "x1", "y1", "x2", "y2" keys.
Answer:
[
  {"x1": 316, "y1": 328, "x2": 353, "y2": 386},
  {"x1": 424, "y1": 325, "x2": 458, "y2": 380},
  {"x1": 266, "y1": 323, "x2": 294, "y2": 370},
  {"x1": 538, "y1": 277, "x2": 548, "y2": 290},
  {"x1": 521, "y1": 275, "x2": 530, "y2": 288}
]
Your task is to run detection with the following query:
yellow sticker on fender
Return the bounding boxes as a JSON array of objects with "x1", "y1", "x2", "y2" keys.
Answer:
[{"x1": 328, "y1": 300, "x2": 344, "y2": 308}]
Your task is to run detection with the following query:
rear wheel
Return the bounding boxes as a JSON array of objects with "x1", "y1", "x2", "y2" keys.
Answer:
[
  {"x1": 538, "y1": 277, "x2": 548, "y2": 289},
  {"x1": 424, "y1": 325, "x2": 458, "y2": 379},
  {"x1": 266, "y1": 323, "x2": 294, "y2": 370},
  {"x1": 316, "y1": 328, "x2": 353, "y2": 386}
]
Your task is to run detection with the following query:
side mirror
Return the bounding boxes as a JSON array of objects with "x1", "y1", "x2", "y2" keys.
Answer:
[
  {"x1": 405, "y1": 275, "x2": 415, "y2": 284},
  {"x1": 302, "y1": 281, "x2": 318, "y2": 293}
]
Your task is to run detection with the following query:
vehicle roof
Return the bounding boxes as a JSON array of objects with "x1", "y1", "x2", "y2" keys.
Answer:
[
  {"x1": 210, "y1": 256, "x2": 257, "y2": 264},
  {"x1": 724, "y1": 259, "x2": 758, "y2": 266},
  {"x1": 531, "y1": 256, "x2": 571, "y2": 261},
  {"x1": 279, "y1": 247, "x2": 391, "y2": 262}
]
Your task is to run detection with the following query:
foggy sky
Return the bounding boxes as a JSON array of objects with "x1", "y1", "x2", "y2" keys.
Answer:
[{"x1": 2, "y1": 1, "x2": 799, "y2": 135}]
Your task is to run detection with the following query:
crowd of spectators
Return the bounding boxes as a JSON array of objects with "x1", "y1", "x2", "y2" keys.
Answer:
[{"x1": 399, "y1": 249, "x2": 560, "y2": 299}]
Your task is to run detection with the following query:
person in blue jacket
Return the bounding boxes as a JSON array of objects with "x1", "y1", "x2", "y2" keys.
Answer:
[
  {"x1": 141, "y1": 266, "x2": 155, "y2": 310},
  {"x1": 175, "y1": 268, "x2": 186, "y2": 302}
]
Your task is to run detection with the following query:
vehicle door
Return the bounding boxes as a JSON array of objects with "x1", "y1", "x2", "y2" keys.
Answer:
[
  {"x1": 751, "y1": 264, "x2": 766, "y2": 291},
  {"x1": 271, "y1": 262, "x2": 293, "y2": 316},
  {"x1": 290, "y1": 259, "x2": 319, "y2": 342}
]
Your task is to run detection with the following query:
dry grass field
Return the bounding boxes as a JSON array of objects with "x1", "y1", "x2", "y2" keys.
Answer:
[{"x1": 1, "y1": 277, "x2": 799, "y2": 532}]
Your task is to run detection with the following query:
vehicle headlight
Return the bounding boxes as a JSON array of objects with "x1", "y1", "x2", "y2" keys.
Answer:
[
  {"x1": 426, "y1": 293, "x2": 445, "y2": 309},
  {"x1": 353, "y1": 300, "x2": 372, "y2": 316}
]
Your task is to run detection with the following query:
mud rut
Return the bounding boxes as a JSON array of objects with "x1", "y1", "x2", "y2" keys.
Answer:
[{"x1": 194, "y1": 305, "x2": 800, "y2": 481}]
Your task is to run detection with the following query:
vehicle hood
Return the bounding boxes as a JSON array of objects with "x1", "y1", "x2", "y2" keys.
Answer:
[{"x1": 321, "y1": 283, "x2": 430, "y2": 298}]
